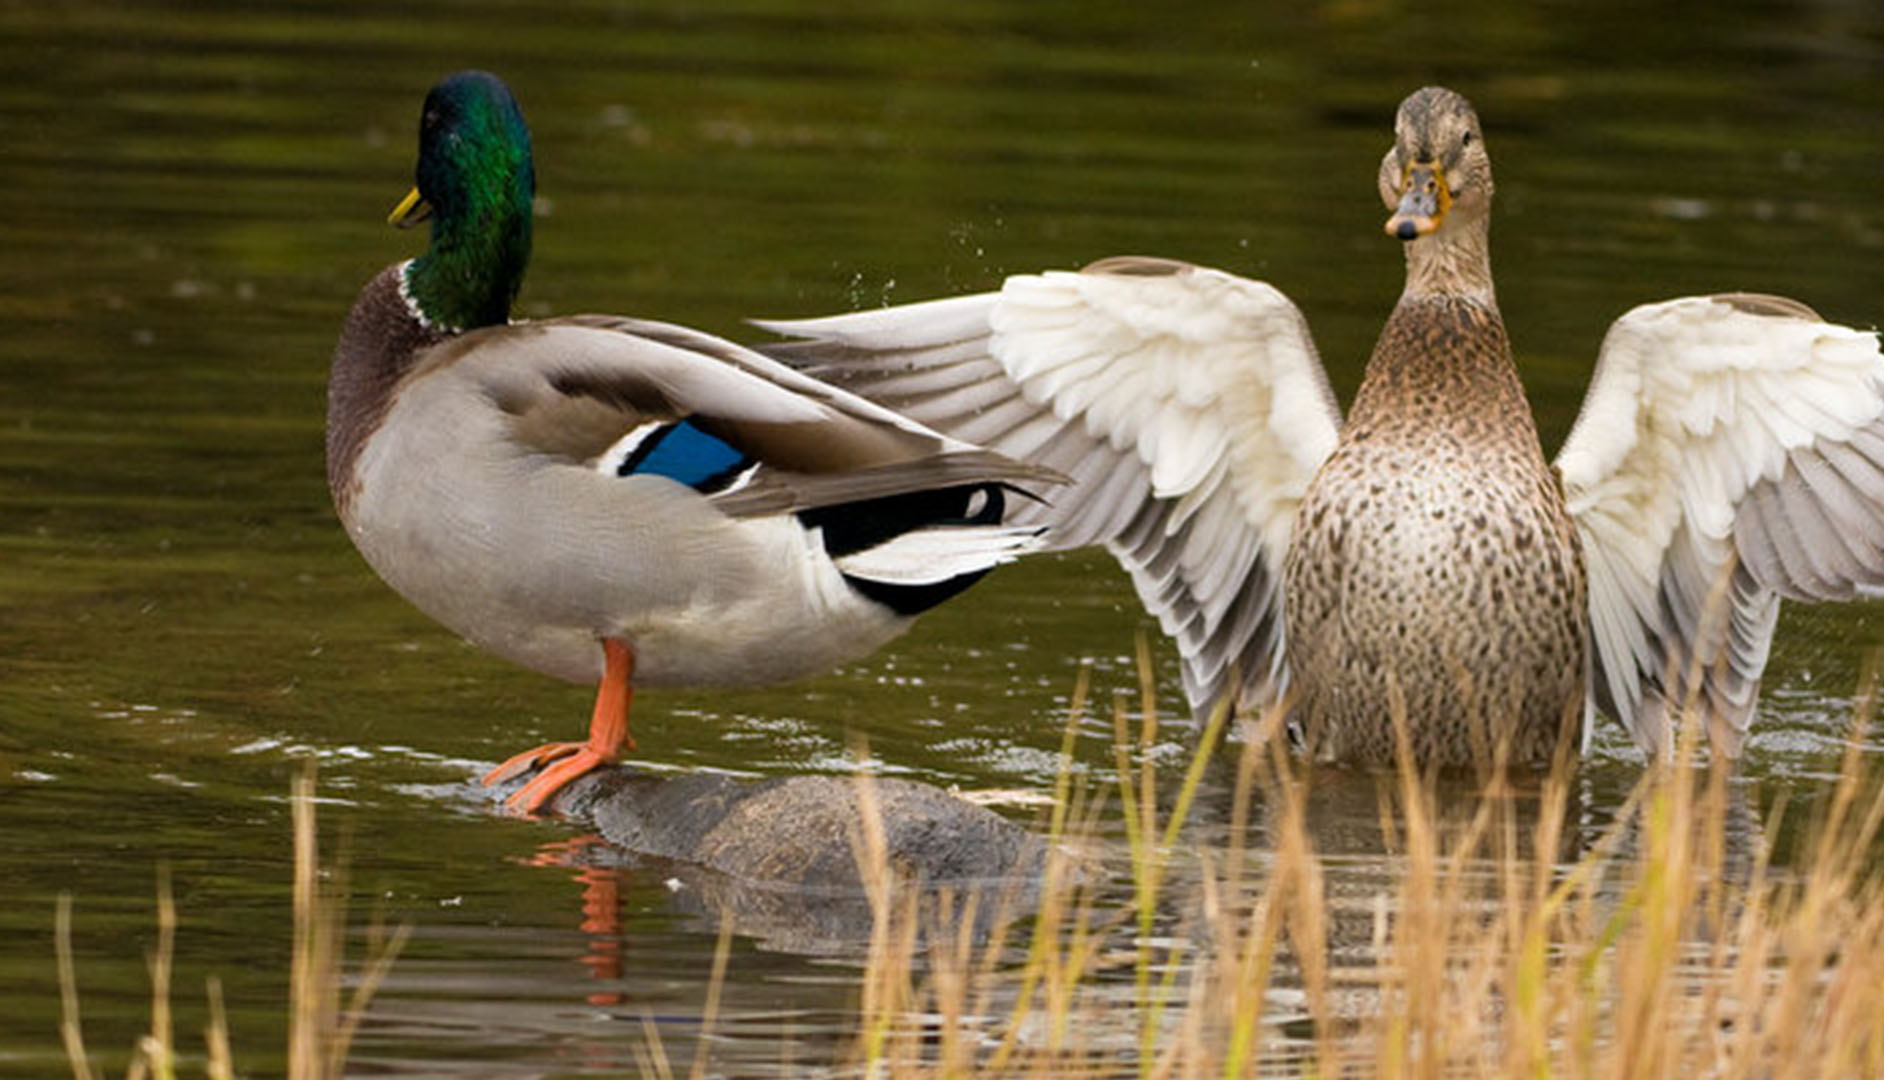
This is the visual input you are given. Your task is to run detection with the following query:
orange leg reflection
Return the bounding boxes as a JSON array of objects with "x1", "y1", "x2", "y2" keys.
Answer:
[{"x1": 528, "y1": 834, "x2": 625, "y2": 1006}]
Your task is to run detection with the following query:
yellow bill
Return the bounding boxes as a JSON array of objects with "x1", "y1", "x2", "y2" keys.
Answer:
[{"x1": 388, "y1": 185, "x2": 433, "y2": 229}]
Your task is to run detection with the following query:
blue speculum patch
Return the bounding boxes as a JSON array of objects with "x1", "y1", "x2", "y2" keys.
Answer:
[{"x1": 617, "y1": 420, "x2": 754, "y2": 494}]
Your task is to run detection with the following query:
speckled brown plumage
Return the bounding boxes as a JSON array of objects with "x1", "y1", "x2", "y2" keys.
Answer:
[
  {"x1": 1280, "y1": 87, "x2": 1589, "y2": 766},
  {"x1": 1284, "y1": 297, "x2": 1587, "y2": 764}
]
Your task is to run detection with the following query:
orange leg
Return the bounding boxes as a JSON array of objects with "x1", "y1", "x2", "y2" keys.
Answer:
[{"x1": 482, "y1": 638, "x2": 638, "y2": 814}]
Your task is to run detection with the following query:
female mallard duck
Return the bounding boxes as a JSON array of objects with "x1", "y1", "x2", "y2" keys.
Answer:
[
  {"x1": 761, "y1": 86, "x2": 1884, "y2": 766},
  {"x1": 328, "y1": 71, "x2": 1058, "y2": 812}
]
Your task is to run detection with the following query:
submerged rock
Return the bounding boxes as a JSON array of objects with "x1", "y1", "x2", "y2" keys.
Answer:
[{"x1": 488, "y1": 766, "x2": 1051, "y2": 953}]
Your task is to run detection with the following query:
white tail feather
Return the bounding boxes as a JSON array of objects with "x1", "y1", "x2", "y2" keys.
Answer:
[{"x1": 833, "y1": 525, "x2": 1046, "y2": 585}]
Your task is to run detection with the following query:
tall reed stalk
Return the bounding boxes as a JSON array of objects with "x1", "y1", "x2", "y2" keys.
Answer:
[{"x1": 57, "y1": 763, "x2": 407, "y2": 1079}]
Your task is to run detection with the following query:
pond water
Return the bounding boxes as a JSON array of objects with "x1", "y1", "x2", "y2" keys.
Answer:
[{"x1": 4, "y1": 0, "x2": 1884, "y2": 1075}]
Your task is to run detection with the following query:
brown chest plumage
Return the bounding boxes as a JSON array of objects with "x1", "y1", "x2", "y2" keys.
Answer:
[
  {"x1": 327, "y1": 265, "x2": 451, "y2": 519},
  {"x1": 1282, "y1": 297, "x2": 1589, "y2": 765}
]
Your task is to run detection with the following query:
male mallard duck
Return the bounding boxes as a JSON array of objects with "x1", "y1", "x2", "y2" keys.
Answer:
[
  {"x1": 327, "y1": 71, "x2": 1059, "y2": 812},
  {"x1": 760, "y1": 86, "x2": 1884, "y2": 765}
]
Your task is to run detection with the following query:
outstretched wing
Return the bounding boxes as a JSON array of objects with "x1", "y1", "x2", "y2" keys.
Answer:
[
  {"x1": 758, "y1": 256, "x2": 1342, "y2": 721},
  {"x1": 1557, "y1": 294, "x2": 1884, "y2": 755}
]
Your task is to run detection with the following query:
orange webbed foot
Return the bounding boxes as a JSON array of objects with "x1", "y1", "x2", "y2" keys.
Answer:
[
  {"x1": 481, "y1": 741, "x2": 588, "y2": 788},
  {"x1": 483, "y1": 638, "x2": 638, "y2": 816},
  {"x1": 502, "y1": 747, "x2": 614, "y2": 814}
]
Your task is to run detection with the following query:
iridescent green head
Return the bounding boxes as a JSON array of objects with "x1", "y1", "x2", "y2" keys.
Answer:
[{"x1": 391, "y1": 70, "x2": 534, "y2": 331}]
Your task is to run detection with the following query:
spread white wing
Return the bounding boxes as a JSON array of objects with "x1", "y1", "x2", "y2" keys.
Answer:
[
  {"x1": 758, "y1": 256, "x2": 1343, "y2": 721},
  {"x1": 1557, "y1": 294, "x2": 1884, "y2": 755}
]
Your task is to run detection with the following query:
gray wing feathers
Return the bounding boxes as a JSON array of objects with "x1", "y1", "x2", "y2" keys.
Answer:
[
  {"x1": 1738, "y1": 421, "x2": 1884, "y2": 600},
  {"x1": 1111, "y1": 490, "x2": 1287, "y2": 722},
  {"x1": 758, "y1": 261, "x2": 1339, "y2": 722},
  {"x1": 1563, "y1": 295, "x2": 1884, "y2": 755}
]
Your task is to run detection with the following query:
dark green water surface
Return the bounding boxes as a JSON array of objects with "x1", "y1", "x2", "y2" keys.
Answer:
[{"x1": 3, "y1": 1, "x2": 1883, "y2": 1075}]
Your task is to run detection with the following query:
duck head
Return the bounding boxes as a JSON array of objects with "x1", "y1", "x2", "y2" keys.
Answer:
[
  {"x1": 393, "y1": 70, "x2": 535, "y2": 331},
  {"x1": 1379, "y1": 86, "x2": 1492, "y2": 242}
]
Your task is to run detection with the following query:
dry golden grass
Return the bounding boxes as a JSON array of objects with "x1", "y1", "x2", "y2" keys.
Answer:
[
  {"x1": 56, "y1": 763, "x2": 407, "y2": 1080},
  {"x1": 56, "y1": 658, "x2": 1884, "y2": 1079},
  {"x1": 834, "y1": 654, "x2": 1884, "y2": 1079}
]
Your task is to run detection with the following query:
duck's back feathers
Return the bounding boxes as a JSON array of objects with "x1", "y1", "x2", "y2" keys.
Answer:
[
  {"x1": 1558, "y1": 294, "x2": 1884, "y2": 754},
  {"x1": 759, "y1": 257, "x2": 1342, "y2": 721},
  {"x1": 425, "y1": 316, "x2": 1058, "y2": 517}
]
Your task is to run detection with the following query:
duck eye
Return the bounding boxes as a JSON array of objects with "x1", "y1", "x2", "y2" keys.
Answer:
[{"x1": 1462, "y1": 130, "x2": 1475, "y2": 146}]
